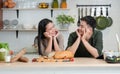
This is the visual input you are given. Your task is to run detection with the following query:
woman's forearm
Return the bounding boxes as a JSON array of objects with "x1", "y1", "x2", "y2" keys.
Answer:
[
  {"x1": 45, "y1": 38, "x2": 52, "y2": 54},
  {"x1": 54, "y1": 37, "x2": 61, "y2": 51}
]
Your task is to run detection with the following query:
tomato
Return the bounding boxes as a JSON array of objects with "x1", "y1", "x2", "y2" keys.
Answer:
[
  {"x1": 32, "y1": 58, "x2": 37, "y2": 62},
  {"x1": 70, "y1": 58, "x2": 74, "y2": 62}
]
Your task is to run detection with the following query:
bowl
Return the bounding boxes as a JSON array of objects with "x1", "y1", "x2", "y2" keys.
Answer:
[
  {"x1": 38, "y1": 2, "x2": 49, "y2": 8},
  {"x1": 104, "y1": 51, "x2": 120, "y2": 63},
  {"x1": 22, "y1": 24, "x2": 33, "y2": 29}
]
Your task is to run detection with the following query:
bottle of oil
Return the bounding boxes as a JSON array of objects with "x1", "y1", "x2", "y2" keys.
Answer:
[
  {"x1": 52, "y1": 0, "x2": 59, "y2": 8},
  {"x1": 60, "y1": 0, "x2": 67, "y2": 8}
]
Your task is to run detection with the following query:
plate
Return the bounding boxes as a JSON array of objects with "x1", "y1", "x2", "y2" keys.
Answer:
[
  {"x1": 11, "y1": 19, "x2": 18, "y2": 26},
  {"x1": 3, "y1": 19, "x2": 10, "y2": 26}
]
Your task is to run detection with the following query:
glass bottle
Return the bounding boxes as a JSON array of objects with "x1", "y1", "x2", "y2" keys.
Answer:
[
  {"x1": 60, "y1": 0, "x2": 67, "y2": 8},
  {"x1": 52, "y1": 0, "x2": 59, "y2": 8}
]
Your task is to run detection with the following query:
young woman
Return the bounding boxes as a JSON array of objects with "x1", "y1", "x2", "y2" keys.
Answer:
[
  {"x1": 34, "y1": 18, "x2": 64, "y2": 56},
  {"x1": 66, "y1": 16, "x2": 103, "y2": 58}
]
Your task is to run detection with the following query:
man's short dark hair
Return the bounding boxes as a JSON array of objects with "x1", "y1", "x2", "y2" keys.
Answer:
[{"x1": 80, "y1": 16, "x2": 96, "y2": 30}]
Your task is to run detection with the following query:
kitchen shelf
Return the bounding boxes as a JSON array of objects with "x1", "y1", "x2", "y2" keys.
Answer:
[
  {"x1": 2, "y1": 8, "x2": 70, "y2": 10},
  {"x1": 0, "y1": 29, "x2": 68, "y2": 32},
  {"x1": 1, "y1": 7, "x2": 69, "y2": 38},
  {"x1": 0, "y1": 28, "x2": 68, "y2": 38},
  {"x1": 2, "y1": 8, "x2": 70, "y2": 18},
  {"x1": 0, "y1": 29, "x2": 37, "y2": 32}
]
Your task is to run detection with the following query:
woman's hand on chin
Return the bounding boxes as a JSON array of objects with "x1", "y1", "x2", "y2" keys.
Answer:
[
  {"x1": 54, "y1": 30, "x2": 59, "y2": 38},
  {"x1": 44, "y1": 32, "x2": 52, "y2": 39}
]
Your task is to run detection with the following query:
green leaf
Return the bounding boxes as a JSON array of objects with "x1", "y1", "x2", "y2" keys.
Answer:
[{"x1": 56, "y1": 14, "x2": 75, "y2": 25}]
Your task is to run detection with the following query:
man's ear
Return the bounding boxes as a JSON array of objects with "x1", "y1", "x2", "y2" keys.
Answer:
[{"x1": 77, "y1": 21, "x2": 80, "y2": 27}]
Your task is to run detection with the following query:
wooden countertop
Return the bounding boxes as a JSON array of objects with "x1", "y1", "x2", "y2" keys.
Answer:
[
  {"x1": 0, "y1": 54, "x2": 120, "y2": 68},
  {"x1": 1, "y1": 55, "x2": 120, "y2": 74}
]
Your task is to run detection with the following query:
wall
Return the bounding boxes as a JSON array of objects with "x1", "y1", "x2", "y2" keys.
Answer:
[
  {"x1": 0, "y1": 0, "x2": 3, "y2": 29},
  {"x1": 0, "y1": 0, "x2": 120, "y2": 52}
]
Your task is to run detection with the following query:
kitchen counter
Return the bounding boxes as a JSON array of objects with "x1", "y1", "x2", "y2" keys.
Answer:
[{"x1": 0, "y1": 54, "x2": 120, "y2": 74}]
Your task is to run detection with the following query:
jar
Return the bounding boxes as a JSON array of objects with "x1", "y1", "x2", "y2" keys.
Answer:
[{"x1": 0, "y1": 48, "x2": 6, "y2": 61}]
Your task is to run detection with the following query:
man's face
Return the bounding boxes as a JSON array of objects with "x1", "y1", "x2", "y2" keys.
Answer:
[{"x1": 78, "y1": 20, "x2": 93, "y2": 35}]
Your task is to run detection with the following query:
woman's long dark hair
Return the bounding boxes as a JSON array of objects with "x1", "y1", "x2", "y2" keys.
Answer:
[{"x1": 38, "y1": 18, "x2": 53, "y2": 55}]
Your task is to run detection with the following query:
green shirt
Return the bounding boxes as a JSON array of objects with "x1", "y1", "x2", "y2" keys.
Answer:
[{"x1": 67, "y1": 30, "x2": 103, "y2": 57}]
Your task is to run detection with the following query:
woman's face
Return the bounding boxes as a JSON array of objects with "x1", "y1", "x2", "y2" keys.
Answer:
[
  {"x1": 45, "y1": 22, "x2": 57, "y2": 36},
  {"x1": 78, "y1": 20, "x2": 93, "y2": 35}
]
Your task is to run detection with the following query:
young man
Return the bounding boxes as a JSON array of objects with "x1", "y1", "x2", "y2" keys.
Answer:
[{"x1": 66, "y1": 16, "x2": 103, "y2": 58}]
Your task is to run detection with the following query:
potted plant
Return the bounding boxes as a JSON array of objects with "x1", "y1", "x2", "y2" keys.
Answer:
[{"x1": 56, "y1": 14, "x2": 75, "y2": 29}]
